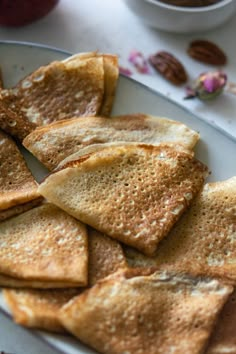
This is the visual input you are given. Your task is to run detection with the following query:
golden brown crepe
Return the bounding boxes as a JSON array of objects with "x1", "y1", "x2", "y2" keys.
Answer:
[
  {"x1": 0, "y1": 274, "x2": 83, "y2": 289},
  {"x1": 0, "y1": 95, "x2": 36, "y2": 141},
  {"x1": 124, "y1": 177, "x2": 236, "y2": 282},
  {"x1": 0, "y1": 130, "x2": 41, "y2": 214},
  {"x1": 59, "y1": 268, "x2": 232, "y2": 354},
  {"x1": 0, "y1": 52, "x2": 118, "y2": 141},
  {"x1": 2, "y1": 227, "x2": 127, "y2": 332},
  {"x1": 23, "y1": 113, "x2": 199, "y2": 170},
  {"x1": 88, "y1": 227, "x2": 127, "y2": 286},
  {"x1": 206, "y1": 288, "x2": 236, "y2": 354},
  {"x1": 38, "y1": 143, "x2": 208, "y2": 256},
  {"x1": 0, "y1": 226, "x2": 126, "y2": 289},
  {"x1": 3, "y1": 288, "x2": 81, "y2": 333},
  {"x1": 0, "y1": 203, "x2": 88, "y2": 286}
]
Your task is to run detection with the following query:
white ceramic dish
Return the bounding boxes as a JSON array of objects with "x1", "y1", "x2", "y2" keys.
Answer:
[
  {"x1": 123, "y1": 0, "x2": 236, "y2": 33},
  {"x1": 0, "y1": 41, "x2": 236, "y2": 354}
]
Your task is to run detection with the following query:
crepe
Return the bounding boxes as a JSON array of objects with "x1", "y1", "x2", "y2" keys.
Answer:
[
  {"x1": 2, "y1": 227, "x2": 127, "y2": 332},
  {"x1": 0, "y1": 227, "x2": 126, "y2": 290},
  {"x1": 0, "y1": 94, "x2": 36, "y2": 141},
  {"x1": 206, "y1": 289, "x2": 236, "y2": 354},
  {"x1": 59, "y1": 268, "x2": 232, "y2": 354},
  {"x1": 125, "y1": 177, "x2": 236, "y2": 282},
  {"x1": 0, "y1": 203, "x2": 88, "y2": 286},
  {"x1": 3, "y1": 288, "x2": 80, "y2": 333},
  {"x1": 38, "y1": 143, "x2": 208, "y2": 255},
  {"x1": 88, "y1": 227, "x2": 127, "y2": 286},
  {"x1": 62, "y1": 51, "x2": 119, "y2": 117},
  {"x1": 0, "y1": 274, "x2": 84, "y2": 289},
  {"x1": 0, "y1": 130, "x2": 41, "y2": 213},
  {"x1": 0, "y1": 52, "x2": 118, "y2": 141},
  {"x1": 100, "y1": 54, "x2": 119, "y2": 116},
  {"x1": 23, "y1": 113, "x2": 199, "y2": 170},
  {"x1": 0, "y1": 52, "x2": 117, "y2": 141},
  {"x1": 0, "y1": 197, "x2": 43, "y2": 222}
]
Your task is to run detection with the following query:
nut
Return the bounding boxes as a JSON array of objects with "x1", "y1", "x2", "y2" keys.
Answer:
[
  {"x1": 149, "y1": 51, "x2": 188, "y2": 86},
  {"x1": 187, "y1": 40, "x2": 227, "y2": 66}
]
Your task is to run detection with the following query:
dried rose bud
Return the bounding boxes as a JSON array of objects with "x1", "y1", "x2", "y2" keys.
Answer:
[
  {"x1": 185, "y1": 71, "x2": 227, "y2": 100},
  {"x1": 128, "y1": 50, "x2": 150, "y2": 74}
]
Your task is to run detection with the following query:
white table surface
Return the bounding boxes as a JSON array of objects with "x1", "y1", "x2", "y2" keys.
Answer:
[{"x1": 0, "y1": 1, "x2": 236, "y2": 353}]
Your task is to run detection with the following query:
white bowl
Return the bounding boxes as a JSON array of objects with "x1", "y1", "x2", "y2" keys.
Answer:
[{"x1": 123, "y1": 0, "x2": 236, "y2": 33}]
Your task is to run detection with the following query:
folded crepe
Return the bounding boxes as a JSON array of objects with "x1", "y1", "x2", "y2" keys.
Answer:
[
  {"x1": 206, "y1": 288, "x2": 236, "y2": 354},
  {"x1": 124, "y1": 177, "x2": 236, "y2": 282},
  {"x1": 59, "y1": 268, "x2": 232, "y2": 354},
  {"x1": 3, "y1": 288, "x2": 81, "y2": 333},
  {"x1": 0, "y1": 227, "x2": 126, "y2": 289},
  {"x1": 2, "y1": 228, "x2": 127, "y2": 332},
  {"x1": 0, "y1": 203, "x2": 88, "y2": 287},
  {"x1": 23, "y1": 113, "x2": 199, "y2": 170},
  {"x1": 0, "y1": 274, "x2": 83, "y2": 289},
  {"x1": 0, "y1": 52, "x2": 118, "y2": 141},
  {"x1": 38, "y1": 143, "x2": 208, "y2": 255},
  {"x1": 0, "y1": 130, "x2": 41, "y2": 217}
]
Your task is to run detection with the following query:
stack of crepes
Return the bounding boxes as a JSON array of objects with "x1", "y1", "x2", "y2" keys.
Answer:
[{"x1": 0, "y1": 52, "x2": 235, "y2": 354}]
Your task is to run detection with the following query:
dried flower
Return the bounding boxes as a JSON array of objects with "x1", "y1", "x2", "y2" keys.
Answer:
[
  {"x1": 185, "y1": 71, "x2": 227, "y2": 100},
  {"x1": 128, "y1": 50, "x2": 150, "y2": 74},
  {"x1": 119, "y1": 66, "x2": 133, "y2": 76}
]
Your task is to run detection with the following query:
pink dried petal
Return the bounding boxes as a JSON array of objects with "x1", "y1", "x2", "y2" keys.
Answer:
[
  {"x1": 128, "y1": 50, "x2": 150, "y2": 74},
  {"x1": 203, "y1": 76, "x2": 220, "y2": 93},
  {"x1": 119, "y1": 66, "x2": 133, "y2": 76},
  {"x1": 200, "y1": 71, "x2": 227, "y2": 93}
]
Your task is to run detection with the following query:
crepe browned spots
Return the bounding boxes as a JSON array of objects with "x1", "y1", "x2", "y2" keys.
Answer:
[
  {"x1": 0, "y1": 203, "x2": 88, "y2": 286},
  {"x1": 59, "y1": 268, "x2": 232, "y2": 354},
  {"x1": 0, "y1": 130, "x2": 41, "y2": 213},
  {"x1": 3, "y1": 288, "x2": 81, "y2": 333},
  {"x1": 23, "y1": 114, "x2": 199, "y2": 170},
  {"x1": 38, "y1": 143, "x2": 208, "y2": 255},
  {"x1": 206, "y1": 288, "x2": 236, "y2": 354},
  {"x1": 0, "y1": 52, "x2": 118, "y2": 141}
]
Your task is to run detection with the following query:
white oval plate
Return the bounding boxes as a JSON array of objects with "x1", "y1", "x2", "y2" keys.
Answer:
[{"x1": 0, "y1": 40, "x2": 236, "y2": 354}]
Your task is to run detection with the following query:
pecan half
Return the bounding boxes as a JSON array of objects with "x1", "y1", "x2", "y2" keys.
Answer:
[
  {"x1": 187, "y1": 40, "x2": 227, "y2": 66},
  {"x1": 149, "y1": 51, "x2": 188, "y2": 86}
]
